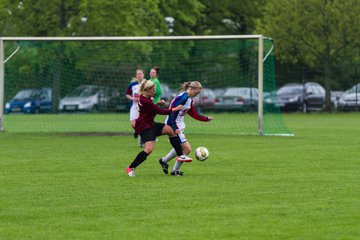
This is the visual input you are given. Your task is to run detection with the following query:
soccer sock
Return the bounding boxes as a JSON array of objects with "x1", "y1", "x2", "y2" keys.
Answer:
[
  {"x1": 169, "y1": 136, "x2": 183, "y2": 156},
  {"x1": 173, "y1": 161, "x2": 183, "y2": 172},
  {"x1": 129, "y1": 151, "x2": 148, "y2": 169},
  {"x1": 162, "y1": 148, "x2": 177, "y2": 163}
]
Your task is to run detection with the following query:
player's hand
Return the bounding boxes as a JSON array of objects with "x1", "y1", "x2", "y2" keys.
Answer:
[
  {"x1": 175, "y1": 129, "x2": 181, "y2": 134},
  {"x1": 156, "y1": 100, "x2": 165, "y2": 105},
  {"x1": 172, "y1": 105, "x2": 182, "y2": 111},
  {"x1": 207, "y1": 116, "x2": 213, "y2": 121}
]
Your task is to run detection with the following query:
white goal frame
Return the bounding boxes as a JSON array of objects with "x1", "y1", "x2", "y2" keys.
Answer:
[{"x1": 0, "y1": 35, "x2": 265, "y2": 134}]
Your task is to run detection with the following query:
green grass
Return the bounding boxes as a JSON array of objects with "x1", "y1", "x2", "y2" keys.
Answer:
[{"x1": 0, "y1": 113, "x2": 359, "y2": 239}]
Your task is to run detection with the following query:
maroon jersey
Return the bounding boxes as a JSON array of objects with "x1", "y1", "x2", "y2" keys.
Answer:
[{"x1": 135, "y1": 95, "x2": 172, "y2": 134}]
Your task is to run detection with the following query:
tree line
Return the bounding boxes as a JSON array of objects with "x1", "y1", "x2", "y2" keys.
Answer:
[{"x1": 1, "y1": 0, "x2": 359, "y2": 110}]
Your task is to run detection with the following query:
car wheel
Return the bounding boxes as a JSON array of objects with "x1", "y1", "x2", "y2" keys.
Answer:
[
  {"x1": 91, "y1": 105, "x2": 99, "y2": 113},
  {"x1": 302, "y1": 102, "x2": 308, "y2": 113}
]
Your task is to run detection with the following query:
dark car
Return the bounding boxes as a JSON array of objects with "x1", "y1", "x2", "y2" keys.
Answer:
[
  {"x1": 161, "y1": 83, "x2": 177, "y2": 107},
  {"x1": 271, "y1": 82, "x2": 325, "y2": 112},
  {"x1": 5, "y1": 88, "x2": 52, "y2": 114}
]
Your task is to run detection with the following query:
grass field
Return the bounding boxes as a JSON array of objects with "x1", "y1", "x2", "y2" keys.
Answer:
[{"x1": 0, "y1": 113, "x2": 359, "y2": 239}]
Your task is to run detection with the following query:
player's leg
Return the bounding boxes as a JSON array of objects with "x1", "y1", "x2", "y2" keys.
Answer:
[
  {"x1": 161, "y1": 124, "x2": 192, "y2": 162},
  {"x1": 130, "y1": 106, "x2": 142, "y2": 146},
  {"x1": 171, "y1": 141, "x2": 191, "y2": 176},
  {"x1": 125, "y1": 128, "x2": 154, "y2": 177},
  {"x1": 161, "y1": 129, "x2": 188, "y2": 164}
]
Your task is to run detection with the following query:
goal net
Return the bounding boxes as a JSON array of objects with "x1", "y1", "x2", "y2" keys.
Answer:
[{"x1": 0, "y1": 36, "x2": 292, "y2": 136}]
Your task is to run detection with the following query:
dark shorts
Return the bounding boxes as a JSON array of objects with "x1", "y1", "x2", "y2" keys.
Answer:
[{"x1": 140, "y1": 122, "x2": 165, "y2": 143}]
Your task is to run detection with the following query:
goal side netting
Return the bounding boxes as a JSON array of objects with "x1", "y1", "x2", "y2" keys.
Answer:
[{"x1": 0, "y1": 36, "x2": 292, "y2": 136}]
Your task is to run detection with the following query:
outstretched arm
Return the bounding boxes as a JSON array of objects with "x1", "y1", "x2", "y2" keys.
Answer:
[{"x1": 187, "y1": 105, "x2": 212, "y2": 122}]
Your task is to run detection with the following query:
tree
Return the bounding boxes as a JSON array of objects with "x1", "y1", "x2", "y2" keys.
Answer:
[
  {"x1": 256, "y1": 0, "x2": 360, "y2": 110},
  {"x1": 196, "y1": 0, "x2": 266, "y2": 35}
]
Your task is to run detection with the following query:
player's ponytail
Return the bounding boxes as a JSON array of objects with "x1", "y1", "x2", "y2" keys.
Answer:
[
  {"x1": 153, "y1": 66, "x2": 160, "y2": 76},
  {"x1": 180, "y1": 81, "x2": 202, "y2": 92},
  {"x1": 140, "y1": 79, "x2": 155, "y2": 92},
  {"x1": 180, "y1": 81, "x2": 192, "y2": 92}
]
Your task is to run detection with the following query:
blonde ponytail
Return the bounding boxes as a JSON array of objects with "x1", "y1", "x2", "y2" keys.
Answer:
[
  {"x1": 180, "y1": 81, "x2": 202, "y2": 92},
  {"x1": 140, "y1": 79, "x2": 155, "y2": 92}
]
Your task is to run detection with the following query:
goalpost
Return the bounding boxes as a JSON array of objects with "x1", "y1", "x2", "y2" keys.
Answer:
[{"x1": 0, "y1": 35, "x2": 292, "y2": 136}]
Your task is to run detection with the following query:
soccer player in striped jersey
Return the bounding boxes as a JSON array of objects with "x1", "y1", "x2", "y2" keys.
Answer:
[
  {"x1": 125, "y1": 69, "x2": 145, "y2": 146},
  {"x1": 159, "y1": 81, "x2": 213, "y2": 176},
  {"x1": 125, "y1": 80, "x2": 192, "y2": 177}
]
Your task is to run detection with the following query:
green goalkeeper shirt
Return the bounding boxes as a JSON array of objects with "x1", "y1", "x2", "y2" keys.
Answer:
[{"x1": 150, "y1": 78, "x2": 162, "y2": 103}]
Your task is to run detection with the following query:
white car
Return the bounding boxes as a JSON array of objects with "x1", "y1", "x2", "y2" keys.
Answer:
[
  {"x1": 338, "y1": 83, "x2": 360, "y2": 111},
  {"x1": 58, "y1": 85, "x2": 118, "y2": 112}
]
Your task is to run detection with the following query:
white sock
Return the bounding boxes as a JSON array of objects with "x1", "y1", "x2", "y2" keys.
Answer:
[
  {"x1": 162, "y1": 148, "x2": 177, "y2": 163},
  {"x1": 173, "y1": 161, "x2": 183, "y2": 172}
]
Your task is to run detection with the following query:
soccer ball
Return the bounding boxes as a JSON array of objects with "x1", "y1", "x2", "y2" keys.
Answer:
[{"x1": 195, "y1": 147, "x2": 209, "y2": 161}]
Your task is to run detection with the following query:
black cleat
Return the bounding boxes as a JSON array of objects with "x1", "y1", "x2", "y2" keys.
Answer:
[
  {"x1": 159, "y1": 158, "x2": 169, "y2": 174},
  {"x1": 170, "y1": 170, "x2": 184, "y2": 176},
  {"x1": 133, "y1": 132, "x2": 138, "y2": 139}
]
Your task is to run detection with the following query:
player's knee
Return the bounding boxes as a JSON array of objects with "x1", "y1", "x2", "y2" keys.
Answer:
[
  {"x1": 144, "y1": 146, "x2": 153, "y2": 155},
  {"x1": 183, "y1": 145, "x2": 191, "y2": 155}
]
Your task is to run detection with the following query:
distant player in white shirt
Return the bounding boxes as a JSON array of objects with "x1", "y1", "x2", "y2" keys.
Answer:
[
  {"x1": 126, "y1": 69, "x2": 145, "y2": 145},
  {"x1": 159, "y1": 81, "x2": 213, "y2": 176}
]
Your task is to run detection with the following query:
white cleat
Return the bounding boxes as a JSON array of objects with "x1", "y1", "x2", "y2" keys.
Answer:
[
  {"x1": 177, "y1": 155, "x2": 193, "y2": 162},
  {"x1": 125, "y1": 166, "x2": 135, "y2": 177}
]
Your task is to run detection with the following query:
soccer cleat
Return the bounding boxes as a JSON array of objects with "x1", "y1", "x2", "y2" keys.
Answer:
[
  {"x1": 133, "y1": 132, "x2": 138, "y2": 139},
  {"x1": 171, "y1": 170, "x2": 184, "y2": 176},
  {"x1": 159, "y1": 158, "x2": 169, "y2": 174},
  {"x1": 125, "y1": 166, "x2": 135, "y2": 177},
  {"x1": 177, "y1": 155, "x2": 192, "y2": 162}
]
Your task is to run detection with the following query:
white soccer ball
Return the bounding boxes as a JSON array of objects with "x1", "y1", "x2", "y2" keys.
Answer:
[{"x1": 195, "y1": 147, "x2": 209, "y2": 161}]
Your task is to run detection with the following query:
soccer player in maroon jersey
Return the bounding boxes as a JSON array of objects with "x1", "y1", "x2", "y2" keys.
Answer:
[{"x1": 125, "y1": 80, "x2": 192, "y2": 177}]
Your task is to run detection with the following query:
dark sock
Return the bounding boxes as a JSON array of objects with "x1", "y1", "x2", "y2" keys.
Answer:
[
  {"x1": 169, "y1": 136, "x2": 183, "y2": 156},
  {"x1": 129, "y1": 151, "x2": 148, "y2": 168}
]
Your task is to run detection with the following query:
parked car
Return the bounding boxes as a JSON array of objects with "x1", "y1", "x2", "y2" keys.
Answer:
[
  {"x1": 5, "y1": 88, "x2": 52, "y2": 114},
  {"x1": 58, "y1": 85, "x2": 119, "y2": 112},
  {"x1": 192, "y1": 88, "x2": 216, "y2": 111},
  {"x1": 272, "y1": 82, "x2": 325, "y2": 112},
  {"x1": 214, "y1": 87, "x2": 258, "y2": 112},
  {"x1": 161, "y1": 83, "x2": 177, "y2": 107},
  {"x1": 338, "y1": 83, "x2": 360, "y2": 111},
  {"x1": 331, "y1": 91, "x2": 344, "y2": 109},
  {"x1": 114, "y1": 96, "x2": 130, "y2": 112},
  {"x1": 213, "y1": 88, "x2": 226, "y2": 98}
]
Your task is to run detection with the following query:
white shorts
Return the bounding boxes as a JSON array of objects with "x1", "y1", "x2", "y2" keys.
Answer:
[
  {"x1": 177, "y1": 129, "x2": 188, "y2": 143},
  {"x1": 129, "y1": 105, "x2": 139, "y2": 121}
]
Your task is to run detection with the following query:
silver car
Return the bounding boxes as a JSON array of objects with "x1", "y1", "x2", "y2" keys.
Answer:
[
  {"x1": 214, "y1": 87, "x2": 258, "y2": 112},
  {"x1": 58, "y1": 85, "x2": 118, "y2": 112},
  {"x1": 338, "y1": 83, "x2": 360, "y2": 111}
]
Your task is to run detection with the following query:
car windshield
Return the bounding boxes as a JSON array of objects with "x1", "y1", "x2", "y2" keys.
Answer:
[
  {"x1": 224, "y1": 88, "x2": 250, "y2": 96},
  {"x1": 14, "y1": 89, "x2": 39, "y2": 100},
  {"x1": 277, "y1": 85, "x2": 303, "y2": 95},
  {"x1": 348, "y1": 84, "x2": 360, "y2": 94},
  {"x1": 68, "y1": 86, "x2": 99, "y2": 97}
]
